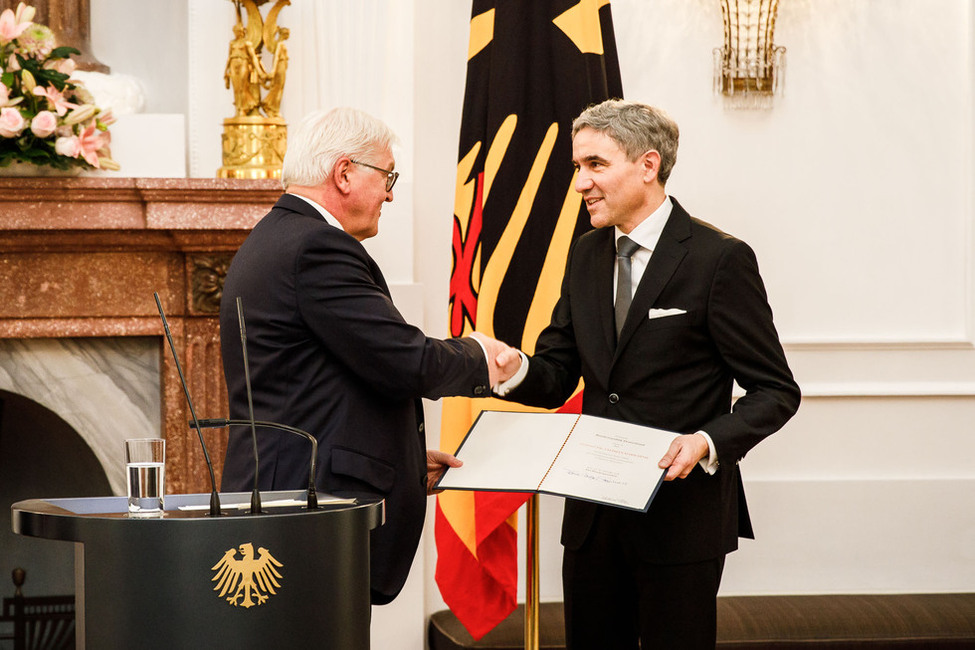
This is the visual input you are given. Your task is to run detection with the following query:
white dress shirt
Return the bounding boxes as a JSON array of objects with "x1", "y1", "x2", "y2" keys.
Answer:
[{"x1": 612, "y1": 196, "x2": 672, "y2": 301}]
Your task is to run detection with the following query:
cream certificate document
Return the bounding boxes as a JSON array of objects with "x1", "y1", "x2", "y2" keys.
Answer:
[{"x1": 435, "y1": 410, "x2": 681, "y2": 512}]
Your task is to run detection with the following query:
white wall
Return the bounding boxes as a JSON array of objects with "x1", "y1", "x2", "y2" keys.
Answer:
[
  {"x1": 606, "y1": 0, "x2": 975, "y2": 598},
  {"x1": 86, "y1": 1, "x2": 975, "y2": 647}
]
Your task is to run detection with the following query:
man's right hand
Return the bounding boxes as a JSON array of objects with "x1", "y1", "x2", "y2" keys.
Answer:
[{"x1": 468, "y1": 332, "x2": 523, "y2": 387}]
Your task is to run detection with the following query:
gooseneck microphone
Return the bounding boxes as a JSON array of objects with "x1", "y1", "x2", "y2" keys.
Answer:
[
  {"x1": 153, "y1": 292, "x2": 222, "y2": 517},
  {"x1": 191, "y1": 419, "x2": 319, "y2": 510},
  {"x1": 236, "y1": 297, "x2": 263, "y2": 515}
]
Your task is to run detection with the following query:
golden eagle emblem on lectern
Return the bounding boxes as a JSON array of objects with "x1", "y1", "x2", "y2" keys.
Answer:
[{"x1": 211, "y1": 542, "x2": 284, "y2": 608}]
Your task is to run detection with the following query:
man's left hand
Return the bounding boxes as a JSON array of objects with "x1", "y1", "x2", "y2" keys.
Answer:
[
  {"x1": 658, "y1": 433, "x2": 709, "y2": 481},
  {"x1": 426, "y1": 449, "x2": 463, "y2": 495}
]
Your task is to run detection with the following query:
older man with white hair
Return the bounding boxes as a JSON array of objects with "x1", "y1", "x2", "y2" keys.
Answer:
[{"x1": 220, "y1": 107, "x2": 518, "y2": 605}]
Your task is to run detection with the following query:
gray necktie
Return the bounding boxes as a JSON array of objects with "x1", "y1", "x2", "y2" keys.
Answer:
[{"x1": 615, "y1": 235, "x2": 640, "y2": 338}]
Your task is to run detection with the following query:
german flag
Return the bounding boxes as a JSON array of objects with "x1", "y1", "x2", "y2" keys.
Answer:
[{"x1": 436, "y1": 0, "x2": 623, "y2": 639}]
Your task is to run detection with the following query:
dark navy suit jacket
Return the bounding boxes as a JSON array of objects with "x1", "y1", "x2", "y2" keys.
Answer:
[{"x1": 220, "y1": 194, "x2": 490, "y2": 604}]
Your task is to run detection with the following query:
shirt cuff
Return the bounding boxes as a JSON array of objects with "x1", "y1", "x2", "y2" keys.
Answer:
[
  {"x1": 469, "y1": 334, "x2": 493, "y2": 377},
  {"x1": 697, "y1": 430, "x2": 719, "y2": 475},
  {"x1": 494, "y1": 351, "x2": 528, "y2": 395}
]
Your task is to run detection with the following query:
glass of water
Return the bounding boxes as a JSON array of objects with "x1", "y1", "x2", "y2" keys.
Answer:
[{"x1": 125, "y1": 438, "x2": 165, "y2": 517}]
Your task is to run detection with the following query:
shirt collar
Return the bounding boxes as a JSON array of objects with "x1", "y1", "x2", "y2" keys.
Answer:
[
  {"x1": 288, "y1": 193, "x2": 342, "y2": 231},
  {"x1": 615, "y1": 195, "x2": 672, "y2": 253}
]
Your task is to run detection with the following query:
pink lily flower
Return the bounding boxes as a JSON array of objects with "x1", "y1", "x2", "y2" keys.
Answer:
[
  {"x1": 0, "y1": 3, "x2": 33, "y2": 43},
  {"x1": 32, "y1": 85, "x2": 77, "y2": 116},
  {"x1": 77, "y1": 122, "x2": 104, "y2": 167}
]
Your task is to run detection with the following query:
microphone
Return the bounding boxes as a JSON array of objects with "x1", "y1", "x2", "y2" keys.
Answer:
[
  {"x1": 236, "y1": 297, "x2": 262, "y2": 515},
  {"x1": 152, "y1": 292, "x2": 222, "y2": 517},
  {"x1": 190, "y1": 419, "x2": 319, "y2": 509}
]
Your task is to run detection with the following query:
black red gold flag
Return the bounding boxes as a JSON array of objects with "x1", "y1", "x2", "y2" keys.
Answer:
[{"x1": 435, "y1": 0, "x2": 623, "y2": 640}]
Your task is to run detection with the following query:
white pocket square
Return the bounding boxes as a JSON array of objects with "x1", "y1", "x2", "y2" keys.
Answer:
[{"x1": 647, "y1": 308, "x2": 687, "y2": 320}]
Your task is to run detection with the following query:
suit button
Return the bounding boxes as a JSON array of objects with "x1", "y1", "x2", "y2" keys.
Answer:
[
  {"x1": 608, "y1": 393, "x2": 620, "y2": 404},
  {"x1": 474, "y1": 385, "x2": 486, "y2": 396},
  {"x1": 418, "y1": 422, "x2": 425, "y2": 433}
]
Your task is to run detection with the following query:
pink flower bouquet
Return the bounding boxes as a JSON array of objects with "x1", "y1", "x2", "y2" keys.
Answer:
[{"x1": 0, "y1": 2, "x2": 118, "y2": 171}]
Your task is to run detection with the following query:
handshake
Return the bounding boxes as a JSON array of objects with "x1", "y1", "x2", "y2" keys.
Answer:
[{"x1": 469, "y1": 332, "x2": 524, "y2": 390}]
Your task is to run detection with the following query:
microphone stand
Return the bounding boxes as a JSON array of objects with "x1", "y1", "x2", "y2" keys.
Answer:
[
  {"x1": 237, "y1": 297, "x2": 263, "y2": 515},
  {"x1": 153, "y1": 292, "x2": 222, "y2": 517},
  {"x1": 193, "y1": 418, "x2": 319, "y2": 510}
]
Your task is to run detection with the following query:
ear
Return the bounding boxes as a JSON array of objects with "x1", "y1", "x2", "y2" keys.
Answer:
[
  {"x1": 332, "y1": 157, "x2": 354, "y2": 195},
  {"x1": 641, "y1": 150, "x2": 662, "y2": 184}
]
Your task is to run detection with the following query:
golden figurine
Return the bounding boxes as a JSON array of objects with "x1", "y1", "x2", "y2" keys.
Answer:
[
  {"x1": 224, "y1": 22, "x2": 264, "y2": 117},
  {"x1": 261, "y1": 27, "x2": 288, "y2": 118},
  {"x1": 218, "y1": 0, "x2": 291, "y2": 179}
]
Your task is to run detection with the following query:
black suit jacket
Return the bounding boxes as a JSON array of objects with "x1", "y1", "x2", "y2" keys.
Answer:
[
  {"x1": 505, "y1": 197, "x2": 800, "y2": 564},
  {"x1": 220, "y1": 194, "x2": 490, "y2": 603}
]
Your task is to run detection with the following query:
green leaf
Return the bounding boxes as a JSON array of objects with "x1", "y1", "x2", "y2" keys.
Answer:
[
  {"x1": 35, "y1": 68, "x2": 69, "y2": 91},
  {"x1": 49, "y1": 46, "x2": 81, "y2": 59}
]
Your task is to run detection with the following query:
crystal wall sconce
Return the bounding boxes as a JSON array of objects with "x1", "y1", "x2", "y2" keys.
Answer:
[{"x1": 713, "y1": 0, "x2": 786, "y2": 108}]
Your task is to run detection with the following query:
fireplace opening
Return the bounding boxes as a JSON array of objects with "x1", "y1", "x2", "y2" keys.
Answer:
[{"x1": 0, "y1": 390, "x2": 112, "y2": 602}]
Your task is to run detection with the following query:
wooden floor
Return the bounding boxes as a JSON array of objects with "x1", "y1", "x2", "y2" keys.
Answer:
[{"x1": 429, "y1": 594, "x2": 975, "y2": 649}]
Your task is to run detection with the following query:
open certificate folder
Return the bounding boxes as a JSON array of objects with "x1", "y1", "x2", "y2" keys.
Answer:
[{"x1": 435, "y1": 410, "x2": 681, "y2": 512}]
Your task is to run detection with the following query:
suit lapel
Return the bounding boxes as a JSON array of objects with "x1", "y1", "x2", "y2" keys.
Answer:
[{"x1": 614, "y1": 200, "x2": 691, "y2": 358}]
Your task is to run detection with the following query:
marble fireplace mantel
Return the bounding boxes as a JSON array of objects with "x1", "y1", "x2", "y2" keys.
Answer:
[{"x1": 0, "y1": 177, "x2": 282, "y2": 494}]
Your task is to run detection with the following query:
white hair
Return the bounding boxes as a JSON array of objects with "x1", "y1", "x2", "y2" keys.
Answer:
[{"x1": 280, "y1": 107, "x2": 397, "y2": 188}]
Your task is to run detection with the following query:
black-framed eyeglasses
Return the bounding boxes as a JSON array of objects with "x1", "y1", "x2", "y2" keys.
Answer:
[{"x1": 350, "y1": 159, "x2": 399, "y2": 192}]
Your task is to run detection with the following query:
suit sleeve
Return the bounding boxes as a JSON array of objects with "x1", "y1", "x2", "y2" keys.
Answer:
[
  {"x1": 293, "y1": 232, "x2": 489, "y2": 401},
  {"x1": 702, "y1": 239, "x2": 800, "y2": 462}
]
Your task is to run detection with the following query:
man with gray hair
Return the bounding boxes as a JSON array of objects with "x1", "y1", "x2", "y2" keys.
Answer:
[
  {"x1": 497, "y1": 99, "x2": 800, "y2": 647},
  {"x1": 220, "y1": 107, "x2": 518, "y2": 605}
]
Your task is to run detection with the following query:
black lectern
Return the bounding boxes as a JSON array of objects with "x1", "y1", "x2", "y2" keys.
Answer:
[{"x1": 11, "y1": 491, "x2": 383, "y2": 650}]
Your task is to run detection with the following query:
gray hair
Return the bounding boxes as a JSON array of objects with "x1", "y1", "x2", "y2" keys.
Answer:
[
  {"x1": 280, "y1": 107, "x2": 397, "y2": 188},
  {"x1": 571, "y1": 99, "x2": 679, "y2": 185}
]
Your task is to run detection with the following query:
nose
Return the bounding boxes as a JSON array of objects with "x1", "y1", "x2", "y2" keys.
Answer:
[
  {"x1": 385, "y1": 189, "x2": 393, "y2": 203},
  {"x1": 574, "y1": 169, "x2": 593, "y2": 193}
]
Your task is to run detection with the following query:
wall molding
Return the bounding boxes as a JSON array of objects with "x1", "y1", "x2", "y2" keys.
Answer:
[
  {"x1": 797, "y1": 382, "x2": 975, "y2": 397},
  {"x1": 784, "y1": 338, "x2": 975, "y2": 352}
]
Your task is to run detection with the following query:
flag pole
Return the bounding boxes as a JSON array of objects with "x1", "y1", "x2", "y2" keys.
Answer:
[{"x1": 524, "y1": 493, "x2": 540, "y2": 650}]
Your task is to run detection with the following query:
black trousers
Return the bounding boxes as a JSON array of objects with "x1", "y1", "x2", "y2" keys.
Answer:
[{"x1": 562, "y1": 506, "x2": 726, "y2": 650}]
